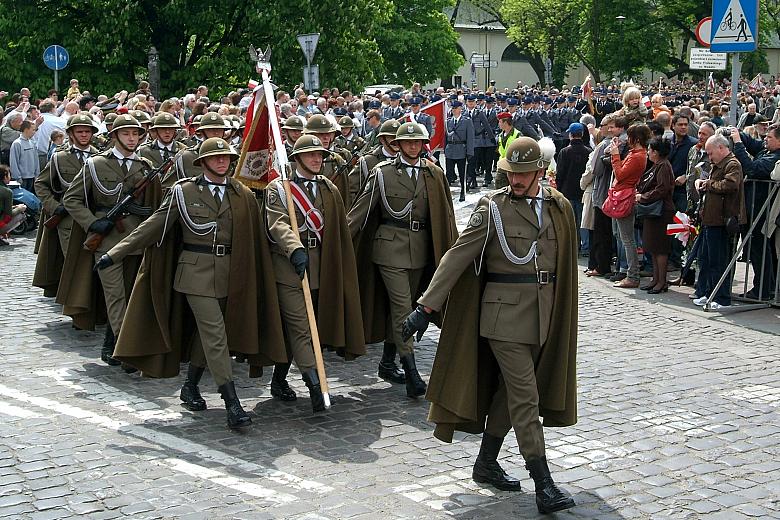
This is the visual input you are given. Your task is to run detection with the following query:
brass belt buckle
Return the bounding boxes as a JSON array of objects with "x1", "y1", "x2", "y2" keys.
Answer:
[
  {"x1": 410, "y1": 220, "x2": 421, "y2": 232},
  {"x1": 537, "y1": 270, "x2": 551, "y2": 285},
  {"x1": 214, "y1": 244, "x2": 227, "y2": 256},
  {"x1": 307, "y1": 236, "x2": 318, "y2": 249}
]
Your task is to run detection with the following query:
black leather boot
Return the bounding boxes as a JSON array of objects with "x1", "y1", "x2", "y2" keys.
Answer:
[
  {"x1": 301, "y1": 369, "x2": 326, "y2": 413},
  {"x1": 180, "y1": 365, "x2": 207, "y2": 411},
  {"x1": 399, "y1": 353, "x2": 426, "y2": 398},
  {"x1": 377, "y1": 342, "x2": 405, "y2": 384},
  {"x1": 526, "y1": 457, "x2": 575, "y2": 514},
  {"x1": 270, "y1": 362, "x2": 297, "y2": 401},
  {"x1": 472, "y1": 433, "x2": 522, "y2": 491},
  {"x1": 218, "y1": 381, "x2": 252, "y2": 430},
  {"x1": 100, "y1": 325, "x2": 120, "y2": 366}
]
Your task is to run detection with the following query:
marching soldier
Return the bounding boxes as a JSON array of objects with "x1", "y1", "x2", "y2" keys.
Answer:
[
  {"x1": 407, "y1": 98, "x2": 433, "y2": 138},
  {"x1": 138, "y1": 113, "x2": 186, "y2": 168},
  {"x1": 403, "y1": 136, "x2": 577, "y2": 514},
  {"x1": 334, "y1": 116, "x2": 366, "y2": 156},
  {"x1": 130, "y1": 110, "x2": 153, "y2": 144},
  {"x1": 444, "y1": 100, "x2": 474, "y2": 200},
  {"x1": 347, "y1": 119, "x2": 401, "y2": 217},
  {"x1": 303, "y1": 115, "x2": 354, "y2": 207},
  {"x1": 180, "y1": 114, "x2": 202, "y2": 147},
  {"x1": 484, "y1": 97, "x2": 499, "y2": 186},
  {"x1": 513, "y1": 98, "x2": 540, "y2": 140},
  {"x1": 348, "y1": 122, "x2": 457, "y2": 398},
  {"x1": 96, "y1": 138, "x2": 286, "y2": 430},
  {"x1": 60, "y1": 114, "x2": 163, "y2": 364},
  {"x1": 94, "y1": 112, "x2": 118, "y2": 151},
  {"x1": 281, "y1": 115, "x2": 305, "y2": 158},
  {"x1": 264, "y1": 135, "x2": 365, "y2": 412},
  {"x1": 163, "y1": 112, "x2": 229, "y2": 189},
  {"x1": 33, "y1": 113, "x2": 100, "y2": 296}
]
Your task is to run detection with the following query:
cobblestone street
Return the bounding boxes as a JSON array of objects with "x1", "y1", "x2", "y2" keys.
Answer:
[{"x1": 1, "y1": 187, "x2": 779, "y2": 519}]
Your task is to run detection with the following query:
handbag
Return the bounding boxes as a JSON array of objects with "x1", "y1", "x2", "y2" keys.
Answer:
[
  {"x1": 602, "y1": 186, "x2": 636, "y2": 219},
  {"x1": 635, "y1": 200, "x2": 663, "y2": 219}
]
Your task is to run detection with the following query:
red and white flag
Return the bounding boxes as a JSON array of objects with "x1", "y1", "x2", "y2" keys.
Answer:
[
  {"x1": 403, "y1": 98, "x2": 447, "y2": 152},
  {"x1": 581, "y1": 75, "x2": 593, "y2": 100},
  {"x1": 234, "y1": 84, "x2": 279, "y2": 189},
  {"x1": 748, "y1": 74, "x2": 764, "y2": 91},
  {"x1": 641, "y1": 96, "x2": 652, "y2": 108}
]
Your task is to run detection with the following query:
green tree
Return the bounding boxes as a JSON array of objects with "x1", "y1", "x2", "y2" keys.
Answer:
[{"x1": 376, "y1": 0, "x2": 464, "y2": 85}]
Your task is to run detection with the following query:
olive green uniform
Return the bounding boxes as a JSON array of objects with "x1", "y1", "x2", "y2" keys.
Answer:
[
  {"x1": 63, "y1": 149, "x2": 156, "y2": 336},
  {"x1": 347, "y1": 156, "x2": 437, "y2": 356},
  {"x1": 35, "y1": 145, "x2": 98, "y2": 253},
  {"x1": 418, "y1": 186, "x2": 561, "y2": 459},
  {"x1": 138, "y1": 139, "x2": 187, "y2": 169},
  {"x1": 106, "y1": 175, "x2": 241, "y2": 385}
]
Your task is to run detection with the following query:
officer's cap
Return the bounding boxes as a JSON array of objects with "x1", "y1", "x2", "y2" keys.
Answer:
[{"x1": 451, "y1": 100, "x2": 463, "y2": 108}]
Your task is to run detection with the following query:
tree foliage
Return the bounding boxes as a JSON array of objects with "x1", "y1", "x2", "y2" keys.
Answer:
[{"x1": 0, "y1": 0, "x2": 461, "y2": 98}]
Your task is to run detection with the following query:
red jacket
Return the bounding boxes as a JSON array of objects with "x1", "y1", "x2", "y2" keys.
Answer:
[{"x1": 611, "y1": 148, "x2": 647, "y2": 191}]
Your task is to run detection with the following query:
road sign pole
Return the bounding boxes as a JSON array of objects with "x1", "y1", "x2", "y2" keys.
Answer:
[
  {"x1": 54, "y1": 51, "x2": 59, "y2": 93},
  {"x1": 730, "y1": 53, "x2": 741, "y2": 125}
]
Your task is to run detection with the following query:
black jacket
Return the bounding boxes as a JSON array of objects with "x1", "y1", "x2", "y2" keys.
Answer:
[{"x1": 555, "y1": 139, "x2": 592, "y2": 201}]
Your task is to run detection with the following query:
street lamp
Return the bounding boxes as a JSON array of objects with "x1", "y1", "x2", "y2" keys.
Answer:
[{"x1": 616, "y1": 16, "x2": 626, "y2": 81}]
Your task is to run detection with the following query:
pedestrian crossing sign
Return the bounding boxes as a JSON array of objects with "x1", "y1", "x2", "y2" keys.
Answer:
[{"x1": 710, "y1": 0, "x2": 758, "y2": 52}]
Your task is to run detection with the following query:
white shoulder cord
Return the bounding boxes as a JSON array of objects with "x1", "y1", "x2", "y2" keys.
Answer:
[
  {"x1": 53, "y1": 153, "x2": 71, "y2": 192},
  {"x1": 489, "y1": 199, "x2": 537, "y2": 265},
  {"x1": 168, "y1": 183, "x2": 217, "y2": 236},
  {"x1": 473, "y1": 202, "x2": 492, "y2": 275},
  {"x1": 360, "y1": 172, "x2": 378, "y2": 230},
  {"x1": 87, "y1": 157, "x2": 123, "y2": 199},
  {"x1": 377, "y1": 168, "x2": 413, "y2": 218}
]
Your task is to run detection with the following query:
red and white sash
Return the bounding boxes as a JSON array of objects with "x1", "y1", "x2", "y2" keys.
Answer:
[{"x1": 276, "y1": 181, "x2": 324, "y2": 242}]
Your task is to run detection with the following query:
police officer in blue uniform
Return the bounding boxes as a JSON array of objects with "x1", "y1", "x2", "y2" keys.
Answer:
[{"x1": 444, "y1": 100, "x2": 474, "y2": 200}]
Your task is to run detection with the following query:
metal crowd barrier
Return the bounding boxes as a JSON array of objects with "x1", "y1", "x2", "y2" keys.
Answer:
[{"x1": 705, "y1": 178, "x2": 780, "y2": 313}]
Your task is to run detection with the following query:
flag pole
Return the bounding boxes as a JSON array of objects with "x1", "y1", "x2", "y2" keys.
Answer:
[{"x1": 253, "y1": 46, "x2": 331, "y2": 409}]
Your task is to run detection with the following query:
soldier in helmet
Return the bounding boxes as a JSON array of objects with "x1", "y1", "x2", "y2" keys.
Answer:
[
  {"x1": 403, "y1": 136, "x2": 578, "y2": 514},
  {"x1": 33, "y1": 113, "x2": 100, "y2": 296},
  {"x1": 334, "y1": 116, "x2": 366, "y2": 156},
  {"x1": 180, "y1": 114, "x2": 202, "y2": 147},
  {"x1": 346, "y1": 119, "x2": 401, "y2": 238},
  {"x1": 138, "y1": 113, "x2": 187, "y2": 168},
  {"x1": 130, "y1": 110, "x2": 153, "y2": 144},
  {"x1": 303, "y1": 114, "x2": 354, "y2": 206},
  {"x1": 163, "y1": 112, "x2": 230, "y2": 189},
  {"x1": 264, "y1": 135, "x2": 364, "y2": 412},
  {"x1": 94, "y1": 112, "x2": 118, "y2": 151},
  {"x1": 348, "y1": 122, "x2": 457, "y2": 398},
  {"x1": 281, "y1": 115, "x2": 305, "y2": 159},
  {"x1": 96, "y1": 137, "x2": 286, "y2": 430},
  {"x1": 59, "y1": 114, "x2": 163, "y2": 364}
]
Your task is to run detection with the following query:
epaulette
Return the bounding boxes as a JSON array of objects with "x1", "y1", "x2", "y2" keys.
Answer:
[{"x1": 375, "y1": 158, "x2": 395, "y2": 170}]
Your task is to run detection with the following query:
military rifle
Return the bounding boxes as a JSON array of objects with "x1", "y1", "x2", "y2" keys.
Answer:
[{"x1": 82, "y1": 157, "x2": 174, "y2": 252}]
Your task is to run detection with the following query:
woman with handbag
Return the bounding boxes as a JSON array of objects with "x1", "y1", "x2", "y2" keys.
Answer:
[
  {"x1": 636, "y1": 137, "x2": 675, "y2": 293},
  {"x1": 608, "y1": 124, "x2": 652, "y2": 288}
]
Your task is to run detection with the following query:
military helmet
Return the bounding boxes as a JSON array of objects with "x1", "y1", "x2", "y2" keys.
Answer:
[
  {"x1": 191, "y1": 114, "x2": 203, "y2": 127},
  {"x1": 338, "y1": 116, "x2": 355, "y2": 128},
  {"x1": 151, "y1": 112, "x2": 181, "y2": 129},
  {"x1": 238, "y1": 117, "x2": 246, "y2": 131},
  {"x1": 303, "y1": 114, "x2": 337, "y2": 134},
  {"x1": 193, "y1": 138, "x2": 238, "y2": 166},
  {"x1": 130, "y1": 110, "x2": 152, "y2": 126},
  {"x1": 108, "y1": 114, "x2": 146, "y2": 135},
  {"x1": 377, "y1": 119, "x2": 402, "y2": 138},
  {"x1": 392, "y1": 122, "x2": 429, "y2": 143},
  {"x1": 497, "y1": 137, "x2": 549, "y2": 173},
  {"x1": 66, "y1": 113, "x2": 99, "y2": 133},
  {"x1": 103, "y1": 112, "x2": 119, "y2": 127},
  {"x1": 282, "y1": 115, "x2": 305, "y2": 131},
  {"x1": 229, "y1": 114, "x2": 240, "y2": 130},
  {"x1": 198, "y1": 112, "x2": 227, "y2": 131},
  {"x1": 289, "y1": 134, "x2": 330, "y2": 158}
]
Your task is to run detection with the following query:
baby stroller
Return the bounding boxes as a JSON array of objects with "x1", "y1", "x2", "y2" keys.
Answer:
[{"x1": 7, "y1": 180, "x2": 41, "y2": 235}]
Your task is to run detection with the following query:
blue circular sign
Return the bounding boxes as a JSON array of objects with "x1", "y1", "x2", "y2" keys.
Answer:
[{"x1": 43, "y1": 45, "x2": 69, "y2": 71}]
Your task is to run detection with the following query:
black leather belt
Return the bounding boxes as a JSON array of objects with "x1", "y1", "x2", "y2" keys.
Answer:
[
  {"x1": 183, "y1": 243, "x2": 232, "y2": 256},
  {"x1": 381, "y1": 218, "x2": 428, "y2": 231},
  {"x1": 487, "y1": 272, "x2": 555, "y2": 285}
]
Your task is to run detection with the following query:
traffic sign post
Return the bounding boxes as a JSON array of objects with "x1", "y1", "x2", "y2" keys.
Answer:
[
  {"x1": 43, "y1": 44, "x2": 69, "y2": 93},
  {"x1": 710, "y1": 0, "x2": 758, "y2": 125},
  {"x1": 297, "y1": 33, "x2": 320, "y2": 92}
]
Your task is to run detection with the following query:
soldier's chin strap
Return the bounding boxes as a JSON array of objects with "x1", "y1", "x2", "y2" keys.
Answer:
[{"x1": 202, "y1": 162, "x2": 228, "y2": 179}]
